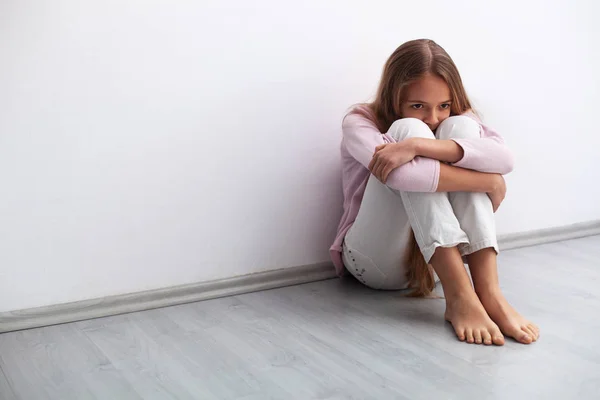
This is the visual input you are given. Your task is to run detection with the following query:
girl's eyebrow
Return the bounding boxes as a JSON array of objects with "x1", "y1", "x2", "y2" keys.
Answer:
[{"x1": 407, "y1": 99, "x2": 453, "y2": 104}]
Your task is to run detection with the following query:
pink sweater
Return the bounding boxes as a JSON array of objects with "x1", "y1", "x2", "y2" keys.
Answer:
[{"x1": 329, "y1": 109, "x2": 514, "y2": 276}]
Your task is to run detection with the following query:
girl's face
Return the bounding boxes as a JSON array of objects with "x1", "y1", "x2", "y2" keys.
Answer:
[{"x1": 401, "y1": 73, "x2": 452, "y2": 132}]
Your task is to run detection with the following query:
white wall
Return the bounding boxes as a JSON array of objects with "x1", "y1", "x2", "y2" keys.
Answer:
[{"x1": 1, "y1": 0, "x2": 599, "y2": 312}]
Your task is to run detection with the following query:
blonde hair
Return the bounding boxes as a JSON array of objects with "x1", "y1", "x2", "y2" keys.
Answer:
[{"x1": 351, "y1": 39, "x2": 473, "y2": 296}]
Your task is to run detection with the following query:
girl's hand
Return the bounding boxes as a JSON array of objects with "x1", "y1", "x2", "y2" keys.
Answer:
[
  {"x1": 487, "y1": 175, "x2": 506, "y2": 212},
  {"x1": 368, "y1": 140, "x2": 417, "y2": 183}
]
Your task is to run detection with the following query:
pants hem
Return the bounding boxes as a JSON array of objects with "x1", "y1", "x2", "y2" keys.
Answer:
[
  {"x1": 422, "y1": 239, "x2": 469, "y2": 264},
  {"x1": 459, "y1": 239, "x2": 498, "y2": 257}
]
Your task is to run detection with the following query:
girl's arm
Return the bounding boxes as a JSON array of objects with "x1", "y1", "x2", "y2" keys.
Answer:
[
  {"x1": 436, "y1": 163, "x2": 506, "y2": 212},
  {"x1": 343, "y1": 110, "x2": 506, "y2": 208},
  {"x1": 407, "y1": 115, "x2": 514, "y2": 175},
  {"x1": 448, "y1": 115, "x2": 514, "y2": 174},
  {"x1": 411, "y1": 138, "x2": 464, "y2": 163},
  {"x1": 344, "y1": 112, "x2": 440, "y2": 193},
  {"x1": 437, "y1": 162, "x2": 502, "y2": 192},
  {"x1": 409, "y1": 135, "x2": 514, "y2": 175}
]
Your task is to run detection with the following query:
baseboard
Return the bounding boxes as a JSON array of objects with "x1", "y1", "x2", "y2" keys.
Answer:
[
  {"x1": 2, "y1": 220, "x2": 599, "y2": 334},
  {"x1": 498, "y1": 220, "x2": 600, "y2": 251}
]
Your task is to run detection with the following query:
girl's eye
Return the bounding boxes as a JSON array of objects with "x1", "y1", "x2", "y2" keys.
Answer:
[
  {"x1": 440, "y1": 103, "x2": 451, "y2": 109},
  {"x1": 411, "y1": 104, "x2": 423, "y2": 110}
]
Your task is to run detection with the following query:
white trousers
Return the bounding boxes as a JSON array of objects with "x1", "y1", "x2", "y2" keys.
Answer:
[{"x1": 342, "y1": 116, "x2": 498, "y2": 290}]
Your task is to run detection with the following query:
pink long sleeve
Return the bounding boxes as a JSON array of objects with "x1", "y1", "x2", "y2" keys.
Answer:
[
  {"x1": 452, "y1": 114, "x2": 515, "y2": 175},
  {"x1": 342, "y1": 114, "x2": 439, "y2": 193}
]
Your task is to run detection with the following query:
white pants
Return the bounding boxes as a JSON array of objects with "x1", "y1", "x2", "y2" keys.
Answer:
[{"x1": 342, "y1": 116, "x2": 498, "y2": 290}]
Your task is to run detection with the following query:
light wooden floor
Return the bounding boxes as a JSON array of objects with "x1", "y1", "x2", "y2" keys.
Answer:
[{"x1": 1, "y1": 236, "x2": 599, "y2": 400}]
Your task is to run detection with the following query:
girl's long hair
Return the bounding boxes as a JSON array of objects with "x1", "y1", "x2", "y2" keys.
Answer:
[{"x1": 351, "y1": 39, "x2": 473, "y2": 297}]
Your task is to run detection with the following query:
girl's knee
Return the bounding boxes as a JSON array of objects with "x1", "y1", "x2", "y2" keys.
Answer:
[
  {"x1": 436, "y1": 115, "x2": 481, "y2": 140},
  {"x1": 387, "y1": 118, "x2": 434, "y2": 142}
]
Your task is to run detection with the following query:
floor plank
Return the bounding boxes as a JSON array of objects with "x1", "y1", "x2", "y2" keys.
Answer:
[
  {"x1": 1, "y1": 236, "x2": 599, "y2": 399},
  {"x1": 0, "y1": 365, "x2": 17, "y2": 400},
  {"x1": 0, "y1": 323, "x2": 141, "y2": 400}
]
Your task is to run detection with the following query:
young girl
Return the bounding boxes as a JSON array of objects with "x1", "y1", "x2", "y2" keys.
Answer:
[{"x1": 330, "y1": 39, "x2": 539, "y2": 346}]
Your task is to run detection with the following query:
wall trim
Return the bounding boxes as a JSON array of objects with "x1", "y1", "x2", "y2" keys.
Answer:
[
  {"x1": 1, "y1": 220, "x2": 599, "y2": 333},
  {"x1": 497, "y1": 220, "x2": 600, "y2": 251}
]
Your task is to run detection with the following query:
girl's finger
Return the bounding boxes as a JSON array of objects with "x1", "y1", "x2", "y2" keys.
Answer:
[
  {"x1": 368, "y1": 153, "x2": 378, "y2": 171},
  {"x1": 369, "y1": 158, "x2": 381, "y2": 176},
  {"x1": 382, "y1": 164, "x2": 394, "y2": 183},
  {"x1": 370, "y1": 157, "x2": 381, "y2": 176},
  {"x1": 371, "y1": 158, "x2": 382, "y2": 179},
  {"x1": 375, "y1": 160, "x2": 387, "y2": 182},
  {"x1": 375, "y1": 144, "x2": 386, "y2": 152},
  {"x1": 380, "y1": 163, "x2": 390, "y2": 183}
]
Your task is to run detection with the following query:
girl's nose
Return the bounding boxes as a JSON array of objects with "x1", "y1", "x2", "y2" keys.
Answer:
[{"x1": 424, "y1": 110, "x2": 439, "y2": 126}]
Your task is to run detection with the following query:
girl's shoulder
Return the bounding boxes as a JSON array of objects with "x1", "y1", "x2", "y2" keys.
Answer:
[{"x1": 343, "y1": 104, "x2": 376, "y2": 127}]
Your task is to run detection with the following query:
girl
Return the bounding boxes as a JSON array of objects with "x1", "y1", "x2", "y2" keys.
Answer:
[{"x1": 330, "y1": 39, "x2": 539, "y2": 346}]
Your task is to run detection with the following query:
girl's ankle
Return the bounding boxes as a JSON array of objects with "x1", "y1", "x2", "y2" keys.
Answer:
[
  {"x1": 474, "y1": 284, "x2": 503, "y2": 298},
  {"x1": 443, "y1": 285, "x2": 478, "y2": 303}
]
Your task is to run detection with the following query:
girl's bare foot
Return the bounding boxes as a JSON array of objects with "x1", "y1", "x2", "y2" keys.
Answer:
[
  {"x1": 477, "y1": 289, "x2": 540, "y2": 344},
  {"x1": 466, "y1": 248, "x2": 540, "y2": 344},
  {"x1": 429, "y1": 246, "x2": 504, "y2": 345},
  {"x1": 444, "y1": 293, "x2": 505, "y2": 345}
]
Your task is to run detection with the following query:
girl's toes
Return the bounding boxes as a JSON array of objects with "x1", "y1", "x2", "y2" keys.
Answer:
[
  {"x1": 517, "y1": 328, "x2": 533, "y2": 344},
  {"x1": 492, "y1": 329, "x2": 505, "y2": 346},
  {"x1": 482, "y1": 330, "x2": 493, "y2": 345},
  {"x1": 454, "y1": 327, "x2": 466, "y2": 342},
  {"x1": 474, "y1": 330, "x2": 483, "y2": 344},
  {"x1": 528, "y1": 324, "x2": 540, "y2": 339},
  {"x1": 466, "y1": 329, "x2": 475, "y2": 344},
  {"x1": 525, "y1": 325, "x2": 538, "y2": 341}
]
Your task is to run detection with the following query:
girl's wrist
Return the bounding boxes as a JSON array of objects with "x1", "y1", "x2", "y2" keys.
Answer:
[{"x1": 405, "y1": 137, "x2": 421, "y2": 158}]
